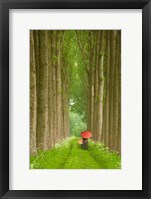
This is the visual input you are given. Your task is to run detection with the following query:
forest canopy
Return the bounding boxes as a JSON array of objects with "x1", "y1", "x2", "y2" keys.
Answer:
[{"x1": 30, "y1": 30, "x2": 121, "y2": 157}]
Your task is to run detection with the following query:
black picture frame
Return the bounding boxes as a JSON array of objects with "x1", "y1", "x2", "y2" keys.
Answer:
[{"x1": 0, "y1": 0, "x2": 150, "y2": 198}]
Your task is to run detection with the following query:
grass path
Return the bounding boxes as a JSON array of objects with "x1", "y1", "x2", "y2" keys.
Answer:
[
  {"x1": 63, "y1": 143, "x2": 101, "y2": 169},
  {"x1": 30, "y1": 137, "x2": 121, "y2": 169}
]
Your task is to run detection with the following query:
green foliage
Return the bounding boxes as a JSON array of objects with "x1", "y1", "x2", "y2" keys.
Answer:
[
  {"x1": 62, "y1": 31, "x2": 88, "y2": 122},
  {"x1": 30, "y1": 137, "x2": 121, "y2": 169},
  {"x1": 69, "y1": 112, "x2": 86, "y2": 137},
  {"x1": 88, "y1": 140, "x2": 121, "y2": 169},
  {"x1": 30, "y1": 137, "x2": 75, "y2": 169},
  {"x1": 63, "y1": 143, "x2": 100, "y2": 169}
]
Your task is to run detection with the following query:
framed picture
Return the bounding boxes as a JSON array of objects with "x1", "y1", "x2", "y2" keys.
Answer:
[{"x1": 0, "y1": 0, "x2": 150, "y2": 198}]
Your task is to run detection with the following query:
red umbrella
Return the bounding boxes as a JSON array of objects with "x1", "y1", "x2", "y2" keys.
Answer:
[{"x1": 81, "y1": 131, "x2": 92, "y2": 138}]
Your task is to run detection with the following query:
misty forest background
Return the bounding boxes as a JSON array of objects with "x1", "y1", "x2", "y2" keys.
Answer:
[{"x1": 30, "y1": 30, "x2": 121, "y2": 169}]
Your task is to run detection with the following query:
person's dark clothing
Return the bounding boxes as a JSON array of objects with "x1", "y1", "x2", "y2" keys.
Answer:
[{"x1": 83, "y1": 138, "x2": 88, "y2": 150}]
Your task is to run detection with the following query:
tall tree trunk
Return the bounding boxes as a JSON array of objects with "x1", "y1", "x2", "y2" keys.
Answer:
[
  {"x1": 93, "y1": 31, "x2": 99, "y2": 140},
  {"x1": 36, "y1": 30, "x2": 49, "y2": 150},
  {"x1": 56, "y1": 32, "x2": 63, "y2": 141},
  {"x1": 51, "y1": 31, "x2": 57, "y2": 144},
  {"x1": 87, "y1": 31, "x2": 95, "y2": 133},
  {"x1": 61, "y1": 59, "x2": 70, "y2": 139},
  {"x1": 113, "y1": 31, "x2": 119, "y2": 150},
  {"x1": 90, "y1": 45, "x2": 95, "y2": 133},
  {"x1": 109, "y1": 30, "x2": 117, "y2": 149},
  {"x1": 30, "y1": 30, "x2": 37, "y2": 155},
  {"x1": 33, "y1": 31, "x2": 40, "y2": 151},
  {"x1": 102, "y1": 30, "x2": 110, "y2": 147},
  {"x1": 47, "y1": 31, "x2": 54, "y2": 147},
  {"x1": 96, "y1": 31, "x2": 106, "y2": 141},
  {"x1": 117, "y1": 31, "x2": 121, "y2": 154}
]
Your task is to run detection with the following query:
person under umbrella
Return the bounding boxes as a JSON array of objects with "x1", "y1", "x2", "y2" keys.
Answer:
[
  {"x1": 83, "y1": 138, "x2": 88, "y2": 150},
  {"x1": 81, "y1": 131, "x2": 92, "y2": 150}
]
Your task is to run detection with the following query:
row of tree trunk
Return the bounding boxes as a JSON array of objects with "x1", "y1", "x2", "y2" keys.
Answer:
[
  {"x1": 30, "y1": 30, "x2": 121, "y2": 155},
  {"x1": 76, "y1": 30, "x2": 121, "y2": 153},
  {"x1": 30, "y1": 30, "x2": 69, "y2": 155}
]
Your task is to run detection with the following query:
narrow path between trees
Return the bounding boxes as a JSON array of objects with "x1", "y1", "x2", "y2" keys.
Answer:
[
  {"x1": 63, "y1": 143, "x2": 100, "y2": 169},
  {"x1": 30, "y1": 137, "x2": 121, "y2": 169}
]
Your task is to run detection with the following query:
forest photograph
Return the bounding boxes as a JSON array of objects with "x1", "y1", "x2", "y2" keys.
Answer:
[{"x1": 30, "y1": 30, "x2": 121, "y2": 169}]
